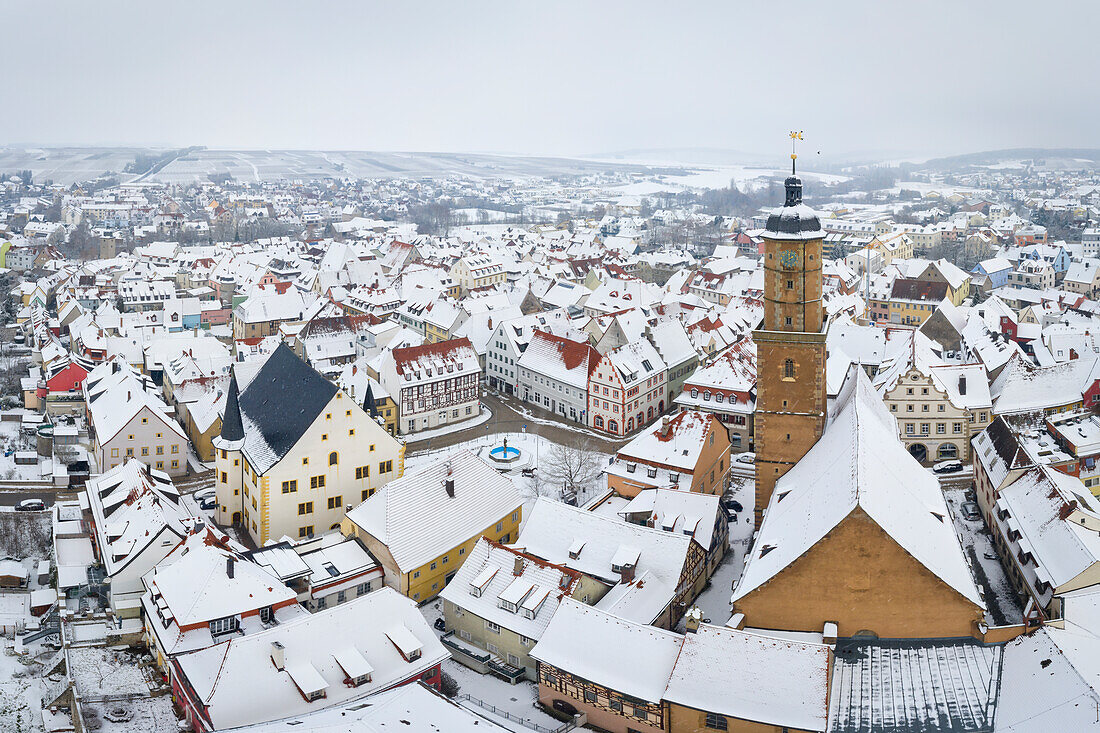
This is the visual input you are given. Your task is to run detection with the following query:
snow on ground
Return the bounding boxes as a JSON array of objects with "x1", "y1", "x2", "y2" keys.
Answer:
[
  {"x1": 405, "y1": 431, "x2": 612, "y2": 527},
  {"x1": 943, "y1": 487, "x2": 1023, "y2": 627},
  {"x1": 445, "y1": 659, "x2": 562, "y2": 733},
  {"x1": 67, "y1": 647, "x2": 150, "y2": 698},
  {"x1": 0, "y1": 421, "x2": 42, "y2": 482},
  {"x1": 416, "y1": 599, "x2": 563, "y2": 732},
  {"x1": 680, "y1": 473, "x2": 755, "y2": 629},
  {"x1": 0, "y1": 640, "x2": 48, "y2": 733},
  {"x1": 0, "y1": 511, "x2": 52, "y2": 561},
  {"x1": 83, "y1": 696, "x2": 179, "y2": 733}
]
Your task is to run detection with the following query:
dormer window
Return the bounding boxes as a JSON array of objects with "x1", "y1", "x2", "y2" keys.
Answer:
[
  {"x1": 647, "y1": 466, "x2": 657, "y2": 479},
  {"x1": 626, "y1": 462, "x2": 637, "y2": 474}
]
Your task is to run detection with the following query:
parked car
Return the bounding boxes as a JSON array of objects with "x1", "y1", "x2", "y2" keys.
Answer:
[
  {"x1": 199, "y1": 497, "x2": 217, "y2": 511},
  {"x1": 735, "y1": 452, "x2": 756, "y2": 465},
  {"x1": 561, "y1": 490, "x2": 578, "y2": 506},
  {"x1": 932, "y1": 460, "x2": 963, "y2": 474},
  {"x1": 722, "y1": 498, "x2": 744, "y2": 514},
  {"x1": 16, "y1": 499, "x2": 46, "y2": 511},
  {"x1": 962, "y1": 502, "x2": 982, "y2": 521},
  {"x1": 521, "y1": 468, "x2": 536, "y2": 477},
  {"x1": 433, "y1": 617, "x2": 446, "y2": 632},
  {"x1": 194, "y1": 488, "x2": 216, "y2": 502}
]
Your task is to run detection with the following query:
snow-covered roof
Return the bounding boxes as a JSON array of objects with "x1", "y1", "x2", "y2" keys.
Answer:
[
  {"x1": 84, "y1": 459, "x2": 193, "y2": 577},
  {"x1": 212, "y1": 681, "x2": 512, "y2": 732},
  {"x1": 995, "y1": 626, "x2": 1100, "y2": 732},
  {"x1": 529, "y1": 598, "x2": 681, "y2": 703},
  {"x1": 174, "y1": 587, "x2": 447, "y2": 731},
  {"x1": 438, "y1": 538, "x2": 581, "y2": 642},
  {"x1": 615, "y1": 410, "x2": 719, "y2": 473},
  {"x1": 344, "y1": 450, "x2": 522, "y2": 574},
  {"x1": 516, "y1": 498, "x2": 691, "y2": 624},
  {"x1": 666, "y1": 624, "x2": 830, "y2": 731},
  {"x1": 735, "y1": 366, "x2": 984, "y2": 609}
]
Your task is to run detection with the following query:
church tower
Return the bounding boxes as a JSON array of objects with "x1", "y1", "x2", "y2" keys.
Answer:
[{"x1": 753, "y1": 148, "x2": 827, "y2": 527}]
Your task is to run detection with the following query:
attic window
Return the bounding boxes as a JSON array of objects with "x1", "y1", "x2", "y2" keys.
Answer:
[
  {"x1": 930, "y1": 512, "x2": 945, "y2": 523},
  {"x1": 759, "y1": 544, "x2": 777, "y2": 558},
  {"x1": 646, "y1": 466, "x2": 657, "y2": 479},
  {"x1": 626, "y1": 463, "x2": 637, "y2": 474},
  {"x1": 777, "y1": 491, "x2": 790, "y2": 502}
]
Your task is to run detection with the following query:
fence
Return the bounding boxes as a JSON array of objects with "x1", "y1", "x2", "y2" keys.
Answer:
[{"x1": 458, "y1": 693, "x2": 576, "y2": 733}]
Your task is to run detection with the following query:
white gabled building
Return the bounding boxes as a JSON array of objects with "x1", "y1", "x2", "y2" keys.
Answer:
[
  {"x1": 517, "y1": 329, "x2": 600, "y2": 424},
  {"x1": 84, "y1": 459, "x2": 197, "y2": 618},
  {"x1": 171, "y1": 587, "x2": 448, "y2": 732},
  {"x1": 378, "y1": 336, "x2": 481, "y2": 434}
]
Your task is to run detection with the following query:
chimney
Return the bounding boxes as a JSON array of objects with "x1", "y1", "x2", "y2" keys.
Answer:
[
  {"x1": 513, "y1": 556, "x2": 525, "y2": 576},
  {"x1": 661, "y1": 415, "x2": 671, "y2": 437},
  {"x1": 226, "y1": 556, "x2": 235, "y2": 579},
  {"x1": 958, "y1": 375, "x2": 967, "y2": 396},
  {"x1": 127, "y1": 390, "x2": 131, "y2": 401},
  {"x1": 445, "y1": 462, "x2": 455, "y2": 498},
  {"x1": 619, "y1": 563, "x2": 635, "y2": 584},
  {"x1": 270, "y1": 641, "x2": 285, "y2": 670},
  {"x1": 685, "y1": 606, "x2": 703, "y2": 633}
]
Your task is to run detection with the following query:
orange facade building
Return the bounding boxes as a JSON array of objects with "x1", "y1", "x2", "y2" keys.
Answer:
[{"x1": 753, "y1": 173, "x2": 828, "y2": 527}]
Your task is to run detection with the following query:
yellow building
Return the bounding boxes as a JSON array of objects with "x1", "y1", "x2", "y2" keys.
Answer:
[
  {"x1": 214, "y1": 344, "x2": 405, "y2": 546},
  {"x1": 342, "y1": 449, "x2": 523, "y2": 603},
  {"x1": 450, "y1": 255, "x2": 506, "y2": 294}
]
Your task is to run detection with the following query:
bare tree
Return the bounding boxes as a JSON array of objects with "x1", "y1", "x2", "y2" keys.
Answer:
[{"x1": 540, "y1": 437, "x2": 604, "y2": 498}]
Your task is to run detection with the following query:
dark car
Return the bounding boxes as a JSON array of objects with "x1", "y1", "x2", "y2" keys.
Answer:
[
  {"x1": 433, "y1": 617, "x2": 446, "y2": 632},
  {"x1": 16, "y1": 499, "x2": 46, "y2": 512},
  {"x1": 723, "y1": 498, "x2": 744, "y2": 514}
]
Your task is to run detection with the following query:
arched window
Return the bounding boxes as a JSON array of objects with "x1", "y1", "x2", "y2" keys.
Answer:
[
  {"x1": 608, "y1": 420, "x2": 619, "y2": 434},
  {"x1": 329, "y1": 452, "x2": 338, "y2": 466},
  {"x1": 783, "y1": 359, "x2": 795, "y2": 379},
  {"x1": 627, "y1": 418, "x2": 634, "y2": 432},
  {"x1": 937, "y1": 443, "x2": 959, "y2": 460},
  {"x1": 594, "y1": 415, "x2": 604, "y2": 429}
]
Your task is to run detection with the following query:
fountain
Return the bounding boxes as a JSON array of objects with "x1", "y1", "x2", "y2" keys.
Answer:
[{"x1": 487, "y1": 436, "x2": 521, "y2": 465}]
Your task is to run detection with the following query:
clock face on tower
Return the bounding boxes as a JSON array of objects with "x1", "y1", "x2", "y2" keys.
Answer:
[{"x1": 779, "y1": 249, "x2": 799, "y2": 269}]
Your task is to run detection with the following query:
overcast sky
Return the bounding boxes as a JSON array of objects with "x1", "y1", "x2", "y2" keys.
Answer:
[{"x1": 1, "y1": 1, "x2": 1094, "y2": 162}]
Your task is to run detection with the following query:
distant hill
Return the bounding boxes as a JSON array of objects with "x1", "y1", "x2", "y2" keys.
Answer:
[{"x1": 922, "y1": 148, "x2": 1100, "y2": 170}]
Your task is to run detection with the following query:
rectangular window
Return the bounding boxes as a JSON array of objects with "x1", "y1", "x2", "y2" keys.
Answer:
[
  {"x1": 282, "y1": 480, "x2": 297, "y2": 493},
  {"x1": 584, "y1": 690, "x2": 597, "y2": 704},
  {"x1": 298, "y1": 502, "x2": 314, "y2": 515},
  {"x1": 355, "y1": 465, "x2": 370, "y2": 479},
  {"x1": 311, "y1": 475, "x2": 326, "y2": 489},
  {"x1": 299, "y1": 525, "x2": 313, "y2": 538},
  {"x1": 380, "y1": 460, "x2": 392, "y2": 474},
  {"x1": 486, "y1": 620, "x2": 500, "y2": 634},
  {"x1": 327, "y1": 496, "x2": 342, "y2": 510}
]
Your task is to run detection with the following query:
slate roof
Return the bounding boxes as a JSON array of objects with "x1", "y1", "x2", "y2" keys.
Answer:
[
  {"x1": 235, "y1": 343, "x2": 337, "y2": 475},
  {"x1": 218, "y1": 374, "x2": 244, "y2": 443}
]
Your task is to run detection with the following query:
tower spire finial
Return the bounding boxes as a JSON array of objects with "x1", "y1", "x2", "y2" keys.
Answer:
[{"x1": 789, "y1": 130, "x2": 803, "y2": 175}]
